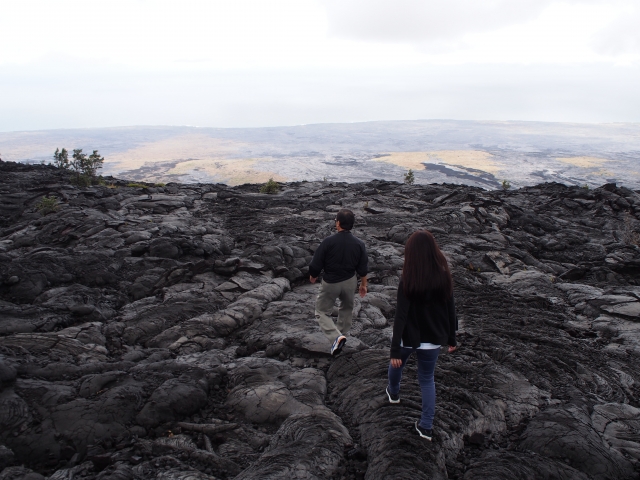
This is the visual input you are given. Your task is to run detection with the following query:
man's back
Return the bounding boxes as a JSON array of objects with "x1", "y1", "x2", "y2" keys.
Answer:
[
  {"x1": 309, "y1": 208, "x2": 368, "y2": 355},
  {"x1": 309, "y1": 231, "x2": 368, "y2": 283}
]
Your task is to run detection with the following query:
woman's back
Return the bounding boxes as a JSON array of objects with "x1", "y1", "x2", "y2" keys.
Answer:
[
  {"x1": 387, "y1": 229, "x2": 458, "y2": 441},
  {"x1": 394, "y1": 278, "x2": 457, "y2": 354}
]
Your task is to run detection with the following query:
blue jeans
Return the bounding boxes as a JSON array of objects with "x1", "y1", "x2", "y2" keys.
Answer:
[{"x1": 387, "y1": 347, "x2": 440, "y2": 430}]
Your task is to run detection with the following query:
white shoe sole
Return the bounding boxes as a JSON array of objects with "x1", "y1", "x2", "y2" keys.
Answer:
[
  {"x1": 415, "y1": 422, "x2": 432, "y2": 440},
  {"x1": 386, "y1": 386, "x2": 400, "y2": 404},
  {"x1": 330, "y1": 336, "x2": 346, "y2": 356}
]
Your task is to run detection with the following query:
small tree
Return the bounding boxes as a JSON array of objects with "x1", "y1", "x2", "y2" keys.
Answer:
[
  {"x1": 404, "y1": 169, "x2": 415, "y2": 185},
  {"x1": 86, "y1": 150, "x2": 104, "y2": 177},
  {"x1": 70, "y1": 149, "x2": 88, "y2": 183},
  {"x1": 501, "y1": 179, "x2": 511, "y2": 191},
  {"x1": 53, "y1": 148, "x2": 69, "y2": 169},
  {"x1": 260, "y1": 178, "x2": 280, "y2": 194},
  {"x1": 55, "y1": 147, "x2": 105, "y2": 185},
  {"x1": 71, "y1": 149, "x2": 86, "y2": 172}
]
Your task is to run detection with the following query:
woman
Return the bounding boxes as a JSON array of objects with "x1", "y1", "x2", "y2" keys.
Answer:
[{"x1": 387, "y1": 230, "x2": 457, "y2": 441}]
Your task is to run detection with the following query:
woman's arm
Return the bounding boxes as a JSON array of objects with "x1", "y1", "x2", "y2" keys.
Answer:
[
  {"x1": 390, "y1": 281, "x2": 409, "y2": 359},
  {"x1": 447, "y1": 294, "x2": 457, "y2": 347}
]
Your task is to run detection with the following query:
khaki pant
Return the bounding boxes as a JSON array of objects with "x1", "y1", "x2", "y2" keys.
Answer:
[{"x1": 315, "y1": 275, "x2": 357, "y2": 343}]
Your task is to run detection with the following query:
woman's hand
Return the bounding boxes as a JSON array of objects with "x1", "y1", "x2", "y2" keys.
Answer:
[
  {"x1": 448, "y1": 346, "x2": 457, "y2": 353},
  {"x1": 390, "y1": 358, "x2": 403, "y2": 368}
]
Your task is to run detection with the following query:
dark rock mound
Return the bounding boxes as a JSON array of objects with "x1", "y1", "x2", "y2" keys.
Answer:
[{"x1": 1, "y1": 160, "x2": 639, "y2": 479}]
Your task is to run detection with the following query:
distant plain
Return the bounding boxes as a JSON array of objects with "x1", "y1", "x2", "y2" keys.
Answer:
[{"x1": 1, "y1": 120, "x2": 639, "y2": 189}]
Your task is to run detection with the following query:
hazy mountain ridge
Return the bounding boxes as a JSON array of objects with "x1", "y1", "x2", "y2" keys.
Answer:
[{"x1": 2, "y1": 120, "x2": 639, "y2": 189}]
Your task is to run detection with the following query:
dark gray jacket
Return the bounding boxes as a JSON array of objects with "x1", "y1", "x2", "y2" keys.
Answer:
[
  {"x1": 390, "y1": 279, "x2": 457, "y2": 359},
  {"x1": 308, "y1": 231, "x2": 368, "y2": 283}
]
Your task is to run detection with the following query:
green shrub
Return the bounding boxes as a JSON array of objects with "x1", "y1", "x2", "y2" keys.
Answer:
[
  {"x1": 155, "y1": 182, "x2": 166, "y2": 187},
  {"x1": 127, "y1": 182, "x2": 147, "y2": 188},
  {"x1": 70, "y1": 149, "x2": 104, "y2": 178},
  {"x1": 404, "y1": 169, "x2": 415, "y2": 185},
  {"x1": 260, "y1": 178, "x2": 280, "y2": 194},
  {"x1": 54, "y1": 147, "x2": 104, "y2": 183},
  {"x1": 36, "y1": 196, "x2": 59, "y2": 214},
  {"x1": 70, "y1": 175, "x2": 92, "y2": 187},
  {"x1": 501, "y1": 179, "x2": 511, "y2": 191}
]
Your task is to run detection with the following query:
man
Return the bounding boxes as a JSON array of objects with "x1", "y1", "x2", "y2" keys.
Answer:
[{"x1": 309, "y1": 209, "x2": 368, "y2": 356}]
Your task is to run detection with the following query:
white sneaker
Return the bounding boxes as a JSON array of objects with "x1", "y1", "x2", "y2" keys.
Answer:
[
  {"x1": 386, "y1": 386, "x2": 400, "y2": 404},
  {"x1": 330, "y1": 335, "x2": 346, "y2": 356}
]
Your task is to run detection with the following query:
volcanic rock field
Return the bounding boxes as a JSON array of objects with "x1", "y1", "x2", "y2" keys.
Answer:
[{"x1": 1, "y1": 159, "x2": 640, "y2": 480}]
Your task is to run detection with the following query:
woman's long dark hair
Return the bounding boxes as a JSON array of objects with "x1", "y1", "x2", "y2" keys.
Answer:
[{"x1": 402, "y1": 230, "x2": 453, "y2": 301}]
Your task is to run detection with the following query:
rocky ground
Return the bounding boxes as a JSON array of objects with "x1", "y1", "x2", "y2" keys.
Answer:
[{"x1": 1, "y1": 160, "x2": 640, "y2": 480}]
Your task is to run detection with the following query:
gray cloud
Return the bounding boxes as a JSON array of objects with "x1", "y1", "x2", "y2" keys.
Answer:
[
  {"x1": 321, "y1": 0, "x2": 617, "y2": 45},
  {"x1": 321, "y1": 0, "x2": 553, "y2": 43},
  {"x1": 592, "y1": 4, "x2": 640, "y2": 55}
]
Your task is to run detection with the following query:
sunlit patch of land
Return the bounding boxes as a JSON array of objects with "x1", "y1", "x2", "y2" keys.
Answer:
[
  {"x1": 166, "y1": 158, "x2": 287, "y2": 186},
  {"x1": 373, "y1": 150, "x2": 501, "y2": 175},
  {"x1": 107, "y1": 133, "x2": 249, "y2": 171},
  {"x1": 557, "y1": 156, "x2": 609, "y2": 168},
  {"x1": 105, "y1": 133, "x2": 287, "y2": 184}
]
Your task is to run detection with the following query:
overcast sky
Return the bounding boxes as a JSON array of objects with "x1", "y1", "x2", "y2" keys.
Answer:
[{"x1": 1, "y1": 0, "x2": 639, "y2": 131}]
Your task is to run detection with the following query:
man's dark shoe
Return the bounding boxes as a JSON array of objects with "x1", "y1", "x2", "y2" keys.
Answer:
[
  {"x1": 415, "y1": 421, "x2": 433, "y2": 441},
  {"x1": 386, "y1": 386, "x2": 400, "y2": 404},
  {"x1": 331, "y1": 335, "x2": 347, "y2": 356}
]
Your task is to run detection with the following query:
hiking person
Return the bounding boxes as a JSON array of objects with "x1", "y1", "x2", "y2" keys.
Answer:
[
  {"x1": 309, "y1": 208, "x2": 368, "y2": 356},
  {"x1": 386, "y1": 230, "x2": 457, "y2": 441}
]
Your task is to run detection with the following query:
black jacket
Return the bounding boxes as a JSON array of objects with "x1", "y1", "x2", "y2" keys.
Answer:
[
  {"x1": 390, "y1": 279, "x2": 457, "y2": 359},
  {"x1": 308, "y1": 231, "x2": 368, "y2": 283}
]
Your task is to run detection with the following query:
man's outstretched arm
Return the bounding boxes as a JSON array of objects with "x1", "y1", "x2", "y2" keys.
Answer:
[
  {"x1": 356, "y1": 244, "x2": 369, "y2": 297},
  {"x1": 359, "y1": 275, "x2": 367, "y2": 297}
]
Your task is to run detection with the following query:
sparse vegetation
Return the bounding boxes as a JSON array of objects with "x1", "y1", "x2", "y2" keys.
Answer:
[
  {"x1": 501, "y1": 179, "x2": 511, "y2": 191},
  {"x1": 71, "y1": 175, "x2": 92, "y2": 187},
  {"x1": 260, "y1": 178, "x2": 280, "y2": 194},
  {"x1": 404, "y1": 169, "x2": 415, "y2": 185},
  {"x1": 36, "y1": 196, "x2": 59, "y2": 214},
  {"x1": 53, "y1": 148, "x2": 69, "y2": 170},
  {"x1": 155, "y1": 182, "x2": 166, "y2": 187},
  {"x1": 54, "y1": 147, "x2": 104, "y2": 186},
  {"x1": 127, "y1": 183, "x2": 148, "y2": 188},
  {"x1": 70, "y1": 149, "x2": 104, "y2": 178},
  {"x1": 622, "y1": 214, "x2": 640, "y2": 246},
  {"x1": 582, "y1": 183, "x2": 590, "y2": 190}
]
